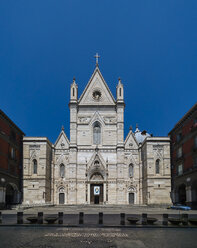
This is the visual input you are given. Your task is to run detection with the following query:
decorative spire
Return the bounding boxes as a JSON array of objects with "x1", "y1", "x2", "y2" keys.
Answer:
[
  {"x1": 94, "y1": 53, "x2": 100, "y2": 66},
  {"x1": 135, "y1": 123, "x2": 140, "y2": 133},
  {"x1": 129, "y1": 125, "x2": 132, "y2": 131},
  {"x1": 61, "y1": 125, "x2": 64, "y2": 131}
]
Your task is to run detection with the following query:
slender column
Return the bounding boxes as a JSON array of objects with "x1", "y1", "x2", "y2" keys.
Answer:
[
  {"x1": 103, "y1": 183, "x2": 106, "y2": 203},
  {"x1": 88, "y1": 183, "x2": 90, "y2": 203}
]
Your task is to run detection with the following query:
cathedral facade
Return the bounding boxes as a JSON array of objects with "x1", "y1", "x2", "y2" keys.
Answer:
[{"x1": 23, "y1": 65, "x2": 171, "y2": 205}]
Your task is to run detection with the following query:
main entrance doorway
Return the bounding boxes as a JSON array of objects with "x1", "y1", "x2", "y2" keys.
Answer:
[{"x1": 90, "y1": 184, "x2": 103, "y2": 204}]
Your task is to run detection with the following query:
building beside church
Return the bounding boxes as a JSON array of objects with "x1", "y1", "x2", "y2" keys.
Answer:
[
  {"x1": 169, "y1": 103, "x2": 197, "y2": 209},
  {"x1": 23, "y1": 62, "x2": 171, "y2": 205},
  {"x1": 0, "y1": 110, "x2": 24, "y2": 208}
]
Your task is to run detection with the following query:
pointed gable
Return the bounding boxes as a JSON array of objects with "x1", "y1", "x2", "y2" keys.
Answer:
[
  {"x1": 125, "y1": 130, "x2": 139, "y2": 149},
  {"x1": 54, "y1": 130, "x2": 70, "y2": 149},
  {"x1": 78, "y1": 66, "x2": 116, "y2": 106}
]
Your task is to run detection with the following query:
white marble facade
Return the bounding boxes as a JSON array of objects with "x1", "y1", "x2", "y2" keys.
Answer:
[{"x1": 23, "y1": 65, "x2": 172, "y2": 205}]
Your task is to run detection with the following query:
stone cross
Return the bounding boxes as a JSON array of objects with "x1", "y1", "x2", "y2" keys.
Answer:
[{"x1": 94, "y1": 53, "x2": 100, "y2": 66}]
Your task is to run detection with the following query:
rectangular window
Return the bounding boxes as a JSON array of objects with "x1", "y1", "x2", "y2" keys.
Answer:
[
  {"x1": 177, "y1": 164, "x2": 183, "y2": 175},
  {"x1": 194, "y1": 136, "x2": 197, "y2": 148},
  {"x1": 194, "y1": 157, "x2": 197, "y2": 168},
  {"x1": 11, "y1": 147, "x2": 16, "y2": 159},
  {"x1": 177, "y1": 146, "x2": 182, "y2": 158},
  {"x1": 176, "y1": 132, "x2": 182, "y2": 142}
]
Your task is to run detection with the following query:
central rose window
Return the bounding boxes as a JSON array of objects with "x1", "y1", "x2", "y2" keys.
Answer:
[{"x1": 92, "y1": 90, "x2": 102, "y2": 100}]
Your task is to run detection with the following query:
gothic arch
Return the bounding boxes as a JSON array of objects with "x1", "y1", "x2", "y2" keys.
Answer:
[{"x1": 87, "y1": 154, "x2": 106, "y2": 180}]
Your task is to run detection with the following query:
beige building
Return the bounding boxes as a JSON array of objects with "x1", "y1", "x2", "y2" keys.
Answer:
[{"x1": 23, "y1": 64, "x2": 171, "y2": 205}]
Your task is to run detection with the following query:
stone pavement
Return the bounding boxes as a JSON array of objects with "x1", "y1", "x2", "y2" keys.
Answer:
[{"x1": 0, "y1": 226, "x2": 196, "y2": 248}]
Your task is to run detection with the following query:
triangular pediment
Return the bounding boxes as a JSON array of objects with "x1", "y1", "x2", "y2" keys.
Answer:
[
  {"x1": 125, "y1": 130, "x2": 139, "y2": 149},
  {"x1": 54, "y1": 130, "x2": 69, "y2": 149},
  {"x1": 79, "y1": 67, "x2": 116, "y2": 106}
]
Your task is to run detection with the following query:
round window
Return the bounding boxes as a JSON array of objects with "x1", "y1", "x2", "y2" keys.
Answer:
[{"x1": 92, "y1": 90, "x2": 102, "y2": 100}]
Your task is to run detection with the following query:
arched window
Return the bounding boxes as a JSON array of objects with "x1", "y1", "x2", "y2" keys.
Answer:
[
  {"x1": 93, "y1": 122, "x2": 101, "y2": 145},
  {"x1": 156, "y1": 159, "x2": 160, "y2": 174},
  {"x1": 33, "y1": 159, "x2": 37, "y2": 174},
  {"x1": 72, "y1": 88, "x2": 75, "y2": 97},
  {"x1": 119, "y1": 88, "x2": 122, "y2": 97},
  {"x1": 129, "y1": 164, "x2": 134, "y2": 177},
  {"x1": 60, "y1": 164, "x2": 65, "y2": 177}
]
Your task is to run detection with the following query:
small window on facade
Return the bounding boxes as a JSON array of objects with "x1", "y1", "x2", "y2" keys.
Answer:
[
  {"x1": 176, "y1": 132, "x2": 182, "y2": 142},
  {"x1": 194, "y1": 157, "x2": 197, "y2": 168},
  {"x1": 11, "y1": 147, "x2": 15, "y2": 159},
  {"x1": 156, "y1": 159, "x2": 160, "y2": 174},
  {"x1": 10, "y1": 131, "x2": 16, "y2": 141},
  {"x1": 194, "y1": 136, "x2": 197, "y2": 148},
  {"x1": 129, "y1": 164, "x2": 134, "y2": 177},
  {"x1": 72, "y1": 88, "x2": 75, "y2": 97},
  {"x1": 177, "y1": 146, "x2": 182, "y2": 158},
  {"x1": 119, "y1": 88, "x2": 122, "y2": 97},
  {"x1": 33, "y1": 159, "x2": 37, "y2": 174},
  {"x1": 177, "y1": 164, "x2": 183, "y2": 175},
  {"x1": 60, "y1": 164, "x2": 65, "y2": 177},
  {"x1": 93, "y1": 122, "x2": 101, "y2": 145}
]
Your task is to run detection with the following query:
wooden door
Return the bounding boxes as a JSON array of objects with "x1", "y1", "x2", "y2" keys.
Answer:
[
  {"x1": 59, "y1": 193, "x2": 65, "y2": 204},
  {"x1": 129, "y1": 193, "x2": 134, "y2": 204}
]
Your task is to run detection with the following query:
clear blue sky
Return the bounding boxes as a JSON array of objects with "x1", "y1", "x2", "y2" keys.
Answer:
[{"x1": 0, "y1": 0, "x2": 196, "y2": 143}]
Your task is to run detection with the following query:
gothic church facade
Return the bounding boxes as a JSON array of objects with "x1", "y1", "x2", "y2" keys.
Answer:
[{"x1": 23, "y1": 65, "x2": 171, "y2": 205}]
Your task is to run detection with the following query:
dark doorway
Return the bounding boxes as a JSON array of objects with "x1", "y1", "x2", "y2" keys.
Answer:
[
  {"x1": 6, "y1": 184, "x2": 15, "y2": 205},
  {"x1": 178, "y1": 184, "x2": 186, "y2": 204},
  {"x1": 129, "y1": 193, "x2": 134, "y2": 204},
  {"x1": 90, "y1": 184, "x2": 103, "y2": 204},
  {"x1": 94, "y1": 195, "x2": 99, "y2": 204},
  {"x1": 59, "y1": 193, "x2": 65, "y2": 204}
]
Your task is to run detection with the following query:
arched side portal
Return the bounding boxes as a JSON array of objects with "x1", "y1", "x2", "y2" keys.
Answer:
[
  {"x1": 59, "y1": 187, "x2": 65, "y2": 204},
  {"x1": 128, "y1": 186, "x2": 136, "y2": 204}
]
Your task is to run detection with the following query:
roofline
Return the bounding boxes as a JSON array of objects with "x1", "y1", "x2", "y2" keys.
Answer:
[
  {"x1": 23, "y1": 136, "x2": 52, "y2": 146},
  {"x1": 141, "y1": 136, "x2": 170, "y2": 147},
  {"x1": 0, "y1": 109, "x2": 25, "y2": 136},
  {"x1": 78, "y1": 66, "x2": 116, "y2": 104},
  {"x1": 168, "y1": 102, "x2": 197, "y2": 135}
]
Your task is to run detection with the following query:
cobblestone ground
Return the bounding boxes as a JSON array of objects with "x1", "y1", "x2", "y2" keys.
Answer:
[{"x1": 0, "y1": 227, "x2": 196, "y2": 248}]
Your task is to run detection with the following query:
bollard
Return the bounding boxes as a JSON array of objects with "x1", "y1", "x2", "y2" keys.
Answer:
[
  {"x1": 120, "y1": 213, "x2": 125, "y2": 225},
  {"x1": 58, "y1": 212, "x2": 63, "y2": 224},
  {"x1": 0, "y1": 212, "x2": 2, "y2": 224},
  {"x1": 162, "y1": 214, "x2": 168, "y2": 226},
  {"x1": 142, "y1": 213, "x2": 147, "y2": 225},
  {"x1": 17, "y1": 212, "x2": 23, "y2": 224},
  {"x1": 38, "y1": 212, "x2": 43, "y2": 224},
  {"x1": 99, "y1": 212, "x2": 103, "y2": 225},
  {"x1": 182, "y1": 214, "x2": 188, "y2": 226},
  {"x1": 79, "y1": 212, "x2": 84, "y2": 224}
]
